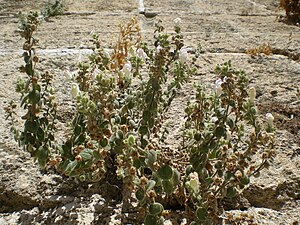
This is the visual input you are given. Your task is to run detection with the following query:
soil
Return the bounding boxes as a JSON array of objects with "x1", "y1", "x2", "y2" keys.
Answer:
[{"x1": 0, "y1": 0, "x2": 299, "y2": 224}]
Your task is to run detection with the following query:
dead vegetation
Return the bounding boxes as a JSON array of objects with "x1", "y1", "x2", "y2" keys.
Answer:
[{"x1": 245, "y1": 43, "x2": 273, "y2": 56}]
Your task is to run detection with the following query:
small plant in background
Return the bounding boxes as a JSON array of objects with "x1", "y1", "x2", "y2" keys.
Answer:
[
  {"x1": 41, "y1": 0, "x2": 65, "y2": 18},
  {"x1": 6, "y1": 13, "x2": 275, "y2": 224},
  {"x1": 280, "y1": 0, "x2": 300, "y2": 22}
]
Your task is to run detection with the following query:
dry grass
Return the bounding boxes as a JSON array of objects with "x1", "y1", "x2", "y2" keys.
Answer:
[{"x1": 245, "y1": 43, "x2": 273, "y2": 56}]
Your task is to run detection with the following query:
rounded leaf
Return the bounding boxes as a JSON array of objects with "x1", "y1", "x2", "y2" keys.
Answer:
[
  {"x1": 196, "y1": 207, "x2": 207, "y2": 221},
  {"x1": 135, "y1": 188, "x2": 145, "y2": 201},
  {"x1": 215, "y1": 126, "x2": 225, "y2": 138},
  {"x1": 226, "y1": 186, "x2": 237, "y2": 198},
  {"x1": 28, "y1": 89, "x2": 40, "y2": 104},
  {"x1": 139, "y1": 126, "x2": 148, "y2": 136},
  {"x1": 144, "y1": 214, "x2": 158, "y2": 225},
  {"x1": 100, "y1": 137, "x2": 108, "y2": 147},
  {"x1": 146, "y1": 180, "x2": 156, "y2": 191},
  {"x1": 127, "y1": 135, "x2": 135, "y2": 146},
  {"x1": 162, "y1": 180, "x2": 174, "y2": 195},
  {"x1": 194, "y1": 132, "x2": 201, "y2": 141},
  {"x1": 157, "y1": 165, "x2": 173, "y2": 180},
  {"x1": 172, "y1": 168, "x2": 180, "y2": 186},
  {"x1": 149, "y1": 202, "x2": 164, "y2": 216},
  {"x1": 143, "y1": 110, "x2": 151, "y2": 121},
  {"x1": 25, "y1": 120, "x2": 38, "y2": 133},
  {"x1": 116, "y1": 130, "x2": 124, "y2": 140},
  {"x1": 240, "y1": 175, "x2": 250, "y2": 186}
]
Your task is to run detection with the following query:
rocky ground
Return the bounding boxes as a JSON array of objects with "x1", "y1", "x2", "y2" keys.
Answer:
[{"x1": 0, "y1": 0, "x2": 299, "y2": 224}]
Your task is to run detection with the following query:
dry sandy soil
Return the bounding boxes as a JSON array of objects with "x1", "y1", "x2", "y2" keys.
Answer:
[{"x1": 0, "y1": 0, "x2": 299, "y2": 224}]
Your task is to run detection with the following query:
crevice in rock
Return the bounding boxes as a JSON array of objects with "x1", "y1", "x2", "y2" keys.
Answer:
[{"x1": 0, "y1": 189, "x2": 39, "y2": 213}]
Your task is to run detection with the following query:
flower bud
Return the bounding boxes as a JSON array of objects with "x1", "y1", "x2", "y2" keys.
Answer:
[
  {"x1": 122, "y1": 61, "x2": 132, "y2": 76},
  {"x1": 248, "y1": 87, "x2": 256, "y2": 103},
  {"x1": 71, "y1": 83, "x2": 80, "y2": 98},
  {"x1": 189, "y1": 172, "x2": 200, "y2": 193},
  {"x1": 156, "y1": 45, "x2": 163, "y2": 54},
  {"x1": 266, "y1": 113, "x2": 274, "y2": 126},
  {"x1": 213, "y1": 78, "x2": 224, "y2": 96},
  {"x1": 179, "y1": 47, "x2": 188, "y2": 63},
  {"x1": 137, "y1": 48, "x2": 148, "y2": 61}
]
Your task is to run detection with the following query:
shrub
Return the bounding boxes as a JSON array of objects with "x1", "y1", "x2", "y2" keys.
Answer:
[
  {"x1": 41, "y1": 0, "x2": 65, "y2": 18},
  {"x1": 5, "y1": 13, "x2": 275, "y2": 224},
  {"x1": 280, "y1": 0, "x2": 300, "y2": 22}
]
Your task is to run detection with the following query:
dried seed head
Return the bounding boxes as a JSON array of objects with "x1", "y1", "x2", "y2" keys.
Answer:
[
  {"x1": 87, "y1": 142, "x2": 94, "y2": 149},
  {"x1": 207, "y1": 192, "x2": 215, "y2": 202},
  {"x1": 129, "y1": 167, "x2": 136, "y2": 175},
  {"x1": 147, "y1": 190, "x2": 157, "y2": 199},
  {"x1": 213, "y1": 176, "x2": 223, "y2": 186},
  {"x1": 235, "y1": 170, "x2": 243, "y2": 179},
  {"x1": 78, "y1": 145, "x2": 84, "y2": 152},
  {"x1": 226, "y1": 162, "x2": 235, "y2": 171},
  {"x1": 75, "y1": 155, "x2": 82, "y2": 161},
  {"x1": 140, "y1": 176, "x2": 148, "y2": 186}
]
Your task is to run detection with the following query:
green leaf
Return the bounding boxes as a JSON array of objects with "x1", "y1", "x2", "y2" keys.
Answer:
[
  {"x1": 116, "y1": 130, "x2": 124, "y2": 140},
  {"x1": 240, "y1": 175, "x2": 250, "y2": 186},
  {"x1": 28, "y1": 89, "x2": 40, "y2": 104},
  {"x1": 25, "y1": 120, "x2": 38, "y2": 133},
  {"x1": 196, "y1": 206, "x2": 207, "y2": 221},
  {"x1": 162, "y1": 180, "x2": 174, "y2": 194},
  {"x1": 65, "y1": 161, "x2": 78, "y2": 175},
  {"x1": 127, "y1": 100, "x2": 134, "y2": 109},
  {"x1": 135, "y1": 188, "x2": 145, "y2": 201},
  {"x1": 145, "y1": 93, "x2": 153, "y2": 104},
  {"x1": 139, "y1": 126, "x2": 149, "y2": 136},
  {"x1": 80, "y1": 149, "x2": 93, "y2": 161},
  {"x1": 194, "y1": 132, "x2": 201, "y2": 141},
  {"x1": 149, "y1": 202, "x2": 164, "y2": 216},
  {"x1": 25, "y1": 63, "x2": 33, "y2": 76},
  {"x1": 146, "y1": 180, "x2": 156, "y2": 191},
  {"x1": 215, "y1": 126, "x2": 225, "y2": 138},
  {"x1": 143, "y1": 110, "x2": 151, "y2": 121},
  {"x1": 133, "y1": 159, "x2": 141, "y2": 169},
  {"x1": 144, "y1": 214, "x2": 158, "y2": 225},
  {"x1": 226, "y1": 186, "x2": 237, "y2": 198},
  {"x1": 157, "y1": 164, "x2": 173, "y2": 180},
  {"x1": 152, "y1": 78, "x2": 160, "y2": 91},
  {"x1": 61, "y1": 140, "x2": 73, "y2": 157},
  {"x1": 127, "y1": 135, "x2": 135, "y2": 146},
  {"x1": 37, "y1": 145, "x2": 49, "y2": 167},
  {"x1": 100, "y1": 137, "x2": 108, "y2": 147},
  {"x1": 36, "y1": 127, "x2": 45, "y2": 141}
]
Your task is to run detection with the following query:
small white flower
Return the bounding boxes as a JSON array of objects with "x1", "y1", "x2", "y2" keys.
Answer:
[
  {"x1": 214, "y1": 78, "x2": 224, "y2": 96},
  {"x1": 248, "y1": 87, "x2": 256, "y2": 103},
  {"x1": 156, "y1": 45, "x2": 163, "y2": 54},
  {"x1": 71, "y1": 83, "x2": 80, "y2": 99},
  {"x1": 122, "y1": 61, "x2": 132, "y2": 76},
  {"x1": 189, "y1": 172, "x2": 199, "y2": 193},
  {"x1": 174, "y1": 17, "x2": 182, "y2": 25},
  {"x1": 211, "y1": 116, "x2": 218, "y2": 123},
  {"x1": 137, "y1": 48, "x2": 148, "y2": 61},
  {"x1": 266, "y1": 113, "x2": 274, "y2": 126},
  {"x1": 179, "y1": 47, "x2": 188, "y2": 63}
]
